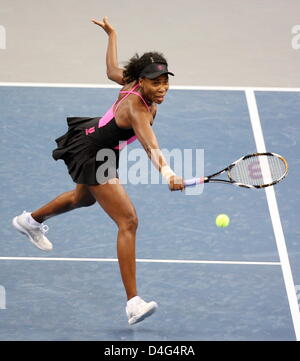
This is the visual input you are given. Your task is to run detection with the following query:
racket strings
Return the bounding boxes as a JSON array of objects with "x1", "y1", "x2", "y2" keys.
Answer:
[{"x1": 229, "y1": 155, "x2": 287, "y2": 186}]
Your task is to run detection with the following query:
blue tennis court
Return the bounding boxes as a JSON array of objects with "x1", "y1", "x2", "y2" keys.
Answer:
[{"x1": 0, "y1": 85, "x2": 299, "y2": 341}]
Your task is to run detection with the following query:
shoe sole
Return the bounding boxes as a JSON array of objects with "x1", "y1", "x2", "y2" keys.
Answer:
[
  {"x1": 128, "y1": 302, "x2": 158, "y2": 325},
  {"x1": 12, "y1": 217, "x2": 52, "y2": 252}
]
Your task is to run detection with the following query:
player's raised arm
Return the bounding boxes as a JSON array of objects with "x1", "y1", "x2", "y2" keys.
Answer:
[{"x1": 91, "y1": 16, "x2": 125, "y2": 85}]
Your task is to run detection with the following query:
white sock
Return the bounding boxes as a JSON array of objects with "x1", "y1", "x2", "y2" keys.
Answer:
[
  {"x1": 127, "y1": 296, "x2": 141, "y2": 306},
  {"x1": 26, "y1": 213, "x2": 41, "y2": 227}
]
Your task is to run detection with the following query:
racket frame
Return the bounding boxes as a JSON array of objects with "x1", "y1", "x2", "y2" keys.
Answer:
[{"x1": 185, "y1": 152, "x2": 288, "y2": 189}]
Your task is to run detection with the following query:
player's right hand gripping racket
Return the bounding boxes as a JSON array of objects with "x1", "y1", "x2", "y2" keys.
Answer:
[{"x1": 184, "y1": 152, "x2": 288, "y2": 189}]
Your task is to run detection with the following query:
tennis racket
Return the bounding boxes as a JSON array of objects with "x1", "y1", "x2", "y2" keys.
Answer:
[{"x1": 184, "y1": 152, "x2": 288, "y2": 189}]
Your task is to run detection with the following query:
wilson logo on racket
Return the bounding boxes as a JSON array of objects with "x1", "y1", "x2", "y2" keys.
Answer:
[{"x1": 247, "y1": 161, "x2": 263, "y2": 180}]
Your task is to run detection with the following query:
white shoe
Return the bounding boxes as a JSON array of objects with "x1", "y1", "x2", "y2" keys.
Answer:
[
  {"x1": 126, "y1": 296, "x2": 158, "y2": 325},
  {"x1": 12, "y1": 211, "x2": 53, "y2": 251}
]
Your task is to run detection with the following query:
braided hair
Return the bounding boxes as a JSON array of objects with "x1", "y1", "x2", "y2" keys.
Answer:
[{"x1": 123, "y1": 52, "x2": 168, "y2": 83}]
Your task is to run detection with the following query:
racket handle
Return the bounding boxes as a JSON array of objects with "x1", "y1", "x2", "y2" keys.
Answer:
[{"x1": 184, "y1": 177, "x2": 205, "y2": 187}]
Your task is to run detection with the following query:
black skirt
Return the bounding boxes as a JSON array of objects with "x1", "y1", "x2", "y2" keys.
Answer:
[{"x1": 52, "y1": 117, "x2": 119, "y2": 185}]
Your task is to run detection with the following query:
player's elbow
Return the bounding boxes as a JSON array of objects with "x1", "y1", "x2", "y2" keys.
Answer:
[
  {"x1": 106, "y1": 69, "x2": 124, "y2": 85},
  {"x1": 106, "y1": 69, "x2": 114, "y2": 80}
]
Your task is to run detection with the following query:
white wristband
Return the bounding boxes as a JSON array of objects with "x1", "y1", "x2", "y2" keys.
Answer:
[{"x1": 161, "y1": 165, "x2": 175, "y2": 181}]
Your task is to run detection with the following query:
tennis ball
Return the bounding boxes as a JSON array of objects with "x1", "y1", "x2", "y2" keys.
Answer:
[{"x1": 216, "y1": 214, "x2": 230, "y2": 228}]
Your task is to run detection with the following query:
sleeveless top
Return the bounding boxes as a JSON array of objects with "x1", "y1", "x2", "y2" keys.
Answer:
[{"x1": 52, "y1": 83, "x2": 152, "y2": 184}]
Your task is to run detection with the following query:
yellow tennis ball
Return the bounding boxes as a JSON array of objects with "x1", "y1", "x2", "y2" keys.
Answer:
[{"x1": 216, "y1": 214, "x2": 230, "y2": 228}]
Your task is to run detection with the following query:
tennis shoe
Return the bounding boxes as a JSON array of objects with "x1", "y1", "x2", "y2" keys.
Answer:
[
  {"x1": 126, "y1": 296, "x2": 158, "y2": 325},
  {"x1": 12, "y1": 211, "x2": 53, "y2": 251}
]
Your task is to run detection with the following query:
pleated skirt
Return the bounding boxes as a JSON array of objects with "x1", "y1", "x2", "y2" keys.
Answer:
[{"x1": 52, "y1": 117, "x2": 119, "y2": 185}]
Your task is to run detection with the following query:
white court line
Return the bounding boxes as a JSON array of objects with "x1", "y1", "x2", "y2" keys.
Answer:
[
  {"x1": 246, "y1": 89, "x2": 300, "y2": 341},
  {"x1": 0, "y1": 82, "x2": 300, "y2": 92},
  {"x1": 0, "y1": 256, "x2": 280, "y2": 266}
]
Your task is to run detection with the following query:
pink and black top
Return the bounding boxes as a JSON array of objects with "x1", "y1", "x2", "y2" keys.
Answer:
[
  {"x1": 52, "y1": 83, "x2": 151, "y2": 185},
  {"x1": 87, "y1": 83, "x2": 150, "y2": 150}
]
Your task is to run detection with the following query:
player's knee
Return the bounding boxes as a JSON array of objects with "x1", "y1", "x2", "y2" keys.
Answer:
[{"x1": 119, "y1": 214, "x2": 138, "y2": 233}]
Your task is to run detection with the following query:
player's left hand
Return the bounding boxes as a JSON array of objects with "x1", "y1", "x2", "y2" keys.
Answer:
[{"x1": 91, "y1": 16, "x2": 115, "y2": 35}]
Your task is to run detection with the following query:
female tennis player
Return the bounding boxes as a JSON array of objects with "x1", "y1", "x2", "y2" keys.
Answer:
[{"x1": 12, "y1": 16, "x2": 184, "y2": 325}]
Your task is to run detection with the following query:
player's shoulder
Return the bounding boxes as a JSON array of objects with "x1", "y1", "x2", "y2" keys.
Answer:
[{"x1": 120, "y1": 81, "x2": 136, "y2": 92}]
